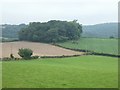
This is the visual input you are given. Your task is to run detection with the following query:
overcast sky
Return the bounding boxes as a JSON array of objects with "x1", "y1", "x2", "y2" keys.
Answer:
[{"x1": 1, "y1": 0, "x2": 119, "y2": 25}]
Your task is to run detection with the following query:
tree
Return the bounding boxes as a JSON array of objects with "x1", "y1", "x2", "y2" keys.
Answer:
[
  {"x1": 18, "y1": 48, "x2": 33, "y2": 59},
  {"x1": 46, "y1": 28, "x2": 59, "y2": 43},
  {"x1": 19, "y1": 20, "x2": 82, "y2": 43}
]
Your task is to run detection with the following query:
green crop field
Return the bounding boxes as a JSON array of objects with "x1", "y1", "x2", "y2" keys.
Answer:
[
  {"x1": 57, "y1": 38, "x2": 118, "y2": 55},
  {"x1": 2, "y1": 55, "x2": 118, "y2": 88}
]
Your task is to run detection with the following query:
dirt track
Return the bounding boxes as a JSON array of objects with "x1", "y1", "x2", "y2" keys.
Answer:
[{"x1": 1, "y1": 41, "x2": 84, "y2": 58}]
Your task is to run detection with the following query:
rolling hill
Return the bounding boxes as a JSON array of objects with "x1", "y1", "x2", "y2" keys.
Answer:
[
  {"x1": 1, "y1": 24, "x2": 27, "y2": 38},
  {"x1": 0, "y1": 22, "x2": 118, "y2": 39},
  {"x1": 82, "y1": 23, "x2": 118, "y2": 38}
]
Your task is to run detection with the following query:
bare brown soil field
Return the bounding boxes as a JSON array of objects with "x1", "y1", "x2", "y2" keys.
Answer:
[{"x1": 1, "y1": 41, "x2": 84, "y2": 58}]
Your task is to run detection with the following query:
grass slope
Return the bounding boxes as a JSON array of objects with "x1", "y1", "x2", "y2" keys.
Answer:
[
  {"x1": 0, "y1": 62, "x2": 2, "y2": 89},
  {"x1": 82, "y1": 23, "x2": 118, "y2": 38},
  {"x1": 3, "y1": 56, "x2": 118, "y2": 88},
  {"x1": 58, "y1": 38, "x2": 118, "y2": 55}
]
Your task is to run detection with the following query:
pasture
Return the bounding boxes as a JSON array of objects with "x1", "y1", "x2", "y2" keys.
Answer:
[
  {"x1": 2, "y1": 55, "x2": 118, "y2": 88},
  {"x1": 58, "y1": 38, "x2": 118, "y2": 55},
  {"x1": 0, "y1": 62, "x2": 2, "y2": 89},
  {"x1": 1, "y1": 41, "x2": 83, "y2": 58}
]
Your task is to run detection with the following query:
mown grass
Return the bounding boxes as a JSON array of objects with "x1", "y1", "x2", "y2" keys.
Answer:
[
  {"x1": 58, "y1": 38, "x2": 118, "y2": 55},
  {"x1": 2, "y1": 55, "x2": 118, "y2": 88},
  {"x1": 0, "y1": 62, "x2": 2, "y2": 89}
]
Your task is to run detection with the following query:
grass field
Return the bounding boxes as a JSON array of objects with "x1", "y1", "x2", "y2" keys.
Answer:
[
  {"x1": 0, "y1": 62, "x2": 2, "y2": 89},
  {"x1": 58, "y1": 38, "x2": 118, "y2": 55},
  {"x1": 2, "y1": 55, "x2": 118, "y2": 88}
]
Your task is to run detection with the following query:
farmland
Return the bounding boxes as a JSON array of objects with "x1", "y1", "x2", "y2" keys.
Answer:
[
  {"x1": 1, "y1": 41, "x2": 83, "y2": 58},
  {"x1": 58, "y1": 38, "x2": 118, "y2": 55},
  {"x1": 0, "y1": 62, "x2": 1, "y2": 89},
  {"x1": 2, "y1": 55, "x2": 118, "y2": 88},
  {"x1": 1, "y1": 38, "x2": 118, "y2": 88},
  {"x1": 1, "y1": 31, "x2": 119, "y2": 88},
  {"x1": 1, "y1": 0, "x2": 119, "y2": 88}
]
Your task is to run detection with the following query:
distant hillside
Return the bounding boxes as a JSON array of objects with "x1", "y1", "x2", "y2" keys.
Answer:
[
  {"x1": 82, "y1": 23, "x2": 118, "y2": 38},
  {"x1": 1, "y1": 23, "x2": 118, "y2": 39},
  {"x1": 1, "y1": 24, "x2": 27, "y2": 38}
]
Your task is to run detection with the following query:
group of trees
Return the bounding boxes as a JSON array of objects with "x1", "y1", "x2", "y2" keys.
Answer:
[{"x1": 19, "y1": 20, "x2": 82, "y2": 43}]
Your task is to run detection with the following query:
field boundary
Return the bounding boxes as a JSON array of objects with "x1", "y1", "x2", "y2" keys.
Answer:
[
  {"x1": 1, "y1": 54, "x2": 86, "y2": 61},
  {"x1": 53, "y1": 44, "x2": 120, "y2": 58}
]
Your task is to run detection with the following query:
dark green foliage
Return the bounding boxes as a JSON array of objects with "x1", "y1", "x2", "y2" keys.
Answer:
[
  {"x1": 19, "y1": 20, "x2": 82, "y2": 43},
  {"x1": 18, "y1": 48, "x2": 33, "y2": 59}
]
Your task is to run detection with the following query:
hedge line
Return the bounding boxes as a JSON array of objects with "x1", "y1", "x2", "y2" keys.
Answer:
[
  {"x1": 1, "y1": 55, "x2": 83, "y2": 61},
  {"x1": 53, "y1": 44, "x2": 120, "y2": 58},
  {"x1": 40, "y1": 55, "x2": 82, "y2": 58},
  {"x1": 1, "y1": 55, "x2": 39, "y2": 61},
  {"x1": 1, "y1": 55, "x2": 84, "y2": 61}
]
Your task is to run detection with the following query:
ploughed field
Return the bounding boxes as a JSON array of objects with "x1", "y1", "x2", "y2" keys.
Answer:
[{"x1": 1, "y1": 41, "x2": 83, "y2": 58}]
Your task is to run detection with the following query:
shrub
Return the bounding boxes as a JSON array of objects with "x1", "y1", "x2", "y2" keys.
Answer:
[
  {"x1": 18, "y1": 48, "x2": 33, "y2": 59},
  {"x1": 10, "y1": 53, "x2": 14, "y2": 59}
]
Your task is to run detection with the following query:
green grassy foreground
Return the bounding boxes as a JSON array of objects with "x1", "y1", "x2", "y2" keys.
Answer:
[
  {"x1": 2, "y1": 56, "x2": 118, "y2": 88},
  {"x1": 58, "y1": 38, "x2": 118, "y2": 55},
  {"x1": 0, "y1": 62, "x2": 2, "y2": 89}
]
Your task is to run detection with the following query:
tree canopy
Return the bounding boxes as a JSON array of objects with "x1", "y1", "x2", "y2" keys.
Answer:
[{"x1": 19, "y1": 20, "x2": 82, "y2": 43}]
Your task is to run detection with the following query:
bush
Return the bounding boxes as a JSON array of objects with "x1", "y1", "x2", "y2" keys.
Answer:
[
  {"x1": 10, "y1": 53, "x2": 14, "y2": 59},
  {"x1": 18, "y1": 48, "x2": 33, "y2": 59}
]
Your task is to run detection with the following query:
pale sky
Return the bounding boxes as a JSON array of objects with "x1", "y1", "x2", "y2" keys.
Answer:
[{"x1": 1, "y1": 0, "x2": 119, "y2": 25}]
